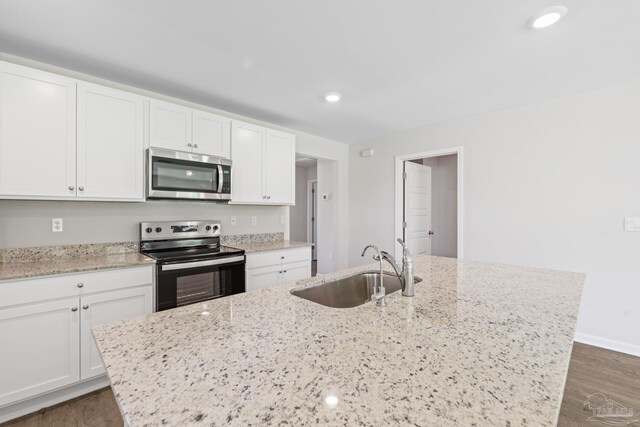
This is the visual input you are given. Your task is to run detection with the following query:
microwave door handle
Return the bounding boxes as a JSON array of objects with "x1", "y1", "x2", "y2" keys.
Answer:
[
  {"x1": 161, "y1": 256, "x2": 245, "y2": 271},
  {"x1": 217, "y1": 165, "x2": 224, "y2": 193}
]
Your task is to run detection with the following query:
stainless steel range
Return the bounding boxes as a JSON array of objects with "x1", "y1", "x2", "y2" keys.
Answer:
[{"x1": 140, "y1": 220, "x2": 245, "y2": 312}]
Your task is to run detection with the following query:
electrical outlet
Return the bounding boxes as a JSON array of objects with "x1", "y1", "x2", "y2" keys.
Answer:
[
  {"x1": 251, "y1": 216, "x2": 257, "y2": 226},
  {"x1": 230, "y1": 216, "x2": 237, "y2": 226},
  {"x1": 52, "y1": 218, "x2": 63, "y2": 232}
]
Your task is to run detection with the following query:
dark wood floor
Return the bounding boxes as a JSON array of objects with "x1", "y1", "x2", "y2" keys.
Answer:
[{"x1": 4, "y1": 342, "x2": 638, "y2": 426}]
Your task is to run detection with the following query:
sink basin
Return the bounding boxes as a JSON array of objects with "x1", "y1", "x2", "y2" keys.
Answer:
[{"x1": 291, "y1": 272, "x2": 422, "y2": 308}]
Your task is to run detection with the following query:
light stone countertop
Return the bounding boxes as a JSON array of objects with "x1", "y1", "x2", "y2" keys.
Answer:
[
  {"x1": 93, "y1": 255, "x2": 584, "y2": 426},
  {"x1": 226, "y1": 240, "x2": 312, "y2": 253}
]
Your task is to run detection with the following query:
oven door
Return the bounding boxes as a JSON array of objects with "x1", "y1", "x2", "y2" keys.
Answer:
[
  {"x1": 147, "y1": 148, "x2": 231, "y2": 201},
  {"x1": 156, "y1": 255, "x2": 245, "y2": 312}
]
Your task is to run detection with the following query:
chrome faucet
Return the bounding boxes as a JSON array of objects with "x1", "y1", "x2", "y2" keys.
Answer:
[
  {"x1": 376, "y1": 238, "x2": 415, "y2": 297},
  {"x1": 361, "y1": 244, "x2": 387, "y2": 307}
]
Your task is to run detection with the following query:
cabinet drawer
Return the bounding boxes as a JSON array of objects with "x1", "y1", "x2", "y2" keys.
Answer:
[
  {"x1": 0, "y1": 266, "x2": 154, "y2": 309},
  {"x1": 245, "y1": 247, "x2": 311, "y2": 269}
]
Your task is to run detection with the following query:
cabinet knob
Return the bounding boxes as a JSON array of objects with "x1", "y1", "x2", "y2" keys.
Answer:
[
  {"x1": 83, "y1": 305, "x2": 89, "y2": 310},
  {"x1": 68, "y1": 185, "x2": 75, "y2": 191},
  {"x1": 262, "y1": 196, "x2": 266, "y2": 199},
  {"x1": 267, "y1": 196, "x2": 271, "y2": 200},
  {"x1": 283, "y1": 270, "x2": 287, "y2": 273},
  {"x1": 279, "y1": 270, "x2": 283, "y2": 274},
  {"x1": 71, "y1": 307, "x2": 78, "y2": 312},
  {"x1": 193, "y1": 144, "x2": 198, "y2": 149},
  {"x1": 187, "y1": 143, "x2": 193, "y2": 148},
  {"x1": 77, "y1": 283, "x2": 84, "y2": 288},
  {"x1": 281, "y1": 256, "x2": 285, "y2": 260},
  {"x1": 78, "y1": 186, "x2": 85, "y2": 191}
]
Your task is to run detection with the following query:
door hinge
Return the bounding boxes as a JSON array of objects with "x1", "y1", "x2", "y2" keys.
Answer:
[
  {"x1": 402, "y1": 221, "x2": 407, "y2": 228},
  {"x1": 402, "y1": 172, "x2": 407, "y2": 180}
]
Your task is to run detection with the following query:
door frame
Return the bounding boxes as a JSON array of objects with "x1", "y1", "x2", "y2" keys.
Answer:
[
  {"x1": 394, "y1": 146, "x2": 464, "y2": 260},
  {"x1": 307, "y1": 179, "x2": 318, "y2": 260}
]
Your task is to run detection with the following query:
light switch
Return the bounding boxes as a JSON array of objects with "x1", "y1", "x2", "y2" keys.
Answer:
[{"x1": 624, "y1": 217, "x2": 640, "y2": 231}]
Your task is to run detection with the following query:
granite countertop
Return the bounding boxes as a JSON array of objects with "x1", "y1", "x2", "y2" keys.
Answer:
[
  {"x1": 0, "y1": 243, "x2": 156, "y2": 281},
  {"x1": 227, "y1": 240, "x2": 312, "y2": 253},
  {"x1": 93, "y1": 255, "x2": 584, "y2": 426}
]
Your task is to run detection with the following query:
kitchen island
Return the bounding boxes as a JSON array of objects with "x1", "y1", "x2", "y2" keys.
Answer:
[{"x1": 93, "y1": 255, "x2": 584, "y2": 426}]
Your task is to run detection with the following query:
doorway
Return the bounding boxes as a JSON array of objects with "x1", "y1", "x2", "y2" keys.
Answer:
[
  {"x1": 290, "y1": 155, "x2": 318, "y2": 276},
  {"x1": 394, "y1": 147, "x2": 463, "y2": 260}
]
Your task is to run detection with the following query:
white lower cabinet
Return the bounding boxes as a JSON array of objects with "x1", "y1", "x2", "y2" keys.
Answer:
[
  {"x1": 80, "y1": 286, "x2": 152, "y2": 380},
  {"x1": 245, "y1": 247, "x2": 311, "y2": 291},
  {"x1": 0, "y1": 298, "x2": 80, "y2": 407},
  {"x1": 0, "y1": 266, "x2": 153, "y2": 414}
]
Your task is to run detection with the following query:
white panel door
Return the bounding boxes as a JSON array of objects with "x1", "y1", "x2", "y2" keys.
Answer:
[
  {"x1": 0, "y1": 298, "x2": 80, "y2": 406},
  {"x1": 77, "y1": 82, "x2": 144, "y2": 200},
  {"x1": 246, "y1": 266, "x2": 280, "y2": 291},
  {"x1": 404, "y1": 161, "x2": 432, "y2": 255},
  {"x1": 281, "y1": 261, "x2": 311, "y2": 285},
  {"x1": 192, "y1": 110, "x2": 231, "y2": 158},
  {"x1": 0, "y1": 62, "x2": 76, "y2": 198},
  {"x1": 80, "y1": 286, "x2": 152, "y2": 380},
  {"x1": 149, "y1": 99, "x2": 192, "y2": 151},
  {"x1": 263, "y1": 129, "x2": 295, "y2": 204},
  {"x1": 230, "y1": 121, "x2": 264, "y2": 203}
]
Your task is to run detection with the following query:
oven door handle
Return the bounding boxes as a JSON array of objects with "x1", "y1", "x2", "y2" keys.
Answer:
[
  {"x1": 217, "y1": 165, "x2": 224, "y2": 193},
  {"x1": 160, "y1": 256, "x2": 245, "y2": 271}
]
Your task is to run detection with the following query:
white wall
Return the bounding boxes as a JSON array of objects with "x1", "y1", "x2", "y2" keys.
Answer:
[
  {"x1": 419, "y1": 155, "x2": 457, "y2": 257},
  {"x1": 317, "y1": 159, "x2": 339, "y2": 274},
  {"x1": 0, "y1": 53, "x2": 349, "y2": 259},
  {"x1": 349, "y1": 82, "x2": 640, "y2": 355}
]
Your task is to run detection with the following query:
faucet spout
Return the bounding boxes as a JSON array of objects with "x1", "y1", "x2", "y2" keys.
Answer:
[{"x1": 361, "y1": 244, "x2": 386, "y2": 307}]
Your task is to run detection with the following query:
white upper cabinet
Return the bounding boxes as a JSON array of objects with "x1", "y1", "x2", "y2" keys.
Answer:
[
  {"x1": 230, "y1": 120, "x2": 295, "y2": 205},
  {"x1": 0, "y1": 62, "x2": 76, "y2": 199},
  {"x1": 150, "y1": 99, "x2": 230, "y2": 158},
  {"x1": 149, "y1": 99, "x2": 192, "y2": 151},
  {"x1": 77, "y1": 82, "x2": 144, "y2": 200},
  {"x1": 263, "y1": 129, "x2": 295, "y2": 204},
  {"x1": 192, "y1": 110, "x2": 231, "y2": 158},
  {"x1": 231, "y1": 121, "x2": 264, "y2": 203}
]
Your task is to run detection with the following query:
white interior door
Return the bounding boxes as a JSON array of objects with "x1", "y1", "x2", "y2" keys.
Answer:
[{"x1": 404, "y1": 161, "x2": 432, "y2": 255}]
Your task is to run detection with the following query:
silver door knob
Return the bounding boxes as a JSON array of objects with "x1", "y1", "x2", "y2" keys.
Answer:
[
  {"x1": 68, "y1": 186, "x2": 75, "y2": 191},
  {"x1": 77, "y1": 283, "x2": 84, "y2": 288},
  {"x1": 187, "y1": 143, "x2": 193, "y2": 147},
  {"x1": 83, "y1": 305, "x2": 89, "y2": 310},
  {"x1": 78, "y1": 186, "x2": 85, "y2": 191},
  {"x1": 71, "y1": 307, "x2": 78, "y2": 312},
  {"x1": 193, "y1": 144, "x2": 198, "y2": 149}
]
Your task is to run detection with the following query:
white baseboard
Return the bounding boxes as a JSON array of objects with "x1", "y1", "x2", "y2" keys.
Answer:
[
  {"x1": 575, "y1": 333, "x2": 640, "y2": 357},
  {"x1": 0, "y1": 376, "x2": 110, "y2": 424}
]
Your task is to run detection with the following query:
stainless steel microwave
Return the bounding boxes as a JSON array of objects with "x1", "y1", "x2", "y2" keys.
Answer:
[{"x1": 147, "y1": 148, "x2": 232, "y2": 201}]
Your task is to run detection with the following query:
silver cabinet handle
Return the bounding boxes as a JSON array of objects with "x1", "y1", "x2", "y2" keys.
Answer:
[
  {"x1": 68, "y1": 186, "x2": 75, "y2": 191},
  {"x1": 193, "y1": 144, "x2": 198, "y2": 149},
  {"x1": 83, "y1": 305, "x2": 89, "y2": 310},
  {"x1": 78, "y1": 186, "x2": 85, "y2": 191},
  {"x1": 71, "y1": 307, "x2": 78, "y2": 312},
  {"x1": 77, "y1": 283, "x2": 84, "y2": 288},
  {"x1": 161, "y1": 255, "x2": 245, "y2": 271},
  {"x1": 187, "y1": 143, "x2": 193, "y2": 148}
]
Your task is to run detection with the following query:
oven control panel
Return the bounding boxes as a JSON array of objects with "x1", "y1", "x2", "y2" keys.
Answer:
[{"x1": 140, "y1": 220, "x2": 221, "y2": 241}]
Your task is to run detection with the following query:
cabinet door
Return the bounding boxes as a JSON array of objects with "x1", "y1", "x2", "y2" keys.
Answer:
[
  {"x1": 192, "y1": 110, "x2": 230, "y2": 158},
  {"x1": 263, "y1": 129, "x2": 295, "y2": 204},
  {"x1": 246, "y1": 265, "x2": 281, "y2": 292},
  {"x1": 0, "y1": 298, "x2": 80, "y2": 406},
  {"x1": 0, "y1": 62, "x2": 76, "y2": 198},
  {"x1": 281, "y1": 261, "x2": 311, "y2": 285},
  {"x1": 149, "y1": 99, "x2": 192, "y2": 151},
  {"x1": 80, "y1": 286, "x2": 152, "y2": 380},
  {"x1": 77, "y1": 82, "x2": 144, "y2": 200},
  {"x1": 230, "y1": 121, "x2": 264, "y2": 203}
]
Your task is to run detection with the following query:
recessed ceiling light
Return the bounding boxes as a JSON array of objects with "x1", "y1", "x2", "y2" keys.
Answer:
[
  {"x1": 528, "y1": 6, "x2": 568, "y2": 29},
  {"x1": 324, "y1": 92, "x2": 342, "y2": 103}
]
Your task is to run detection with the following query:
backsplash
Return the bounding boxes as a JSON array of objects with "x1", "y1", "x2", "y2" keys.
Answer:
[
  {"x1": 221, "y1": 233, "x2": 284, "y2": 245},
  {"x1": 0, "y1": 200, "x2": 287, "y2": 249}
]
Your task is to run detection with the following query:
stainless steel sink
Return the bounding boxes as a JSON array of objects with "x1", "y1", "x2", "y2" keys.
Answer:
[{"x1": 291, "y1": 272, "x2": 422, "y2": 308}]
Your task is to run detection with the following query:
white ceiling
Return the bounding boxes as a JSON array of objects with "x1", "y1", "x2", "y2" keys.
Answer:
[{"x1": 1, "y1": 1, "x2": 639, "y2": 143}]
